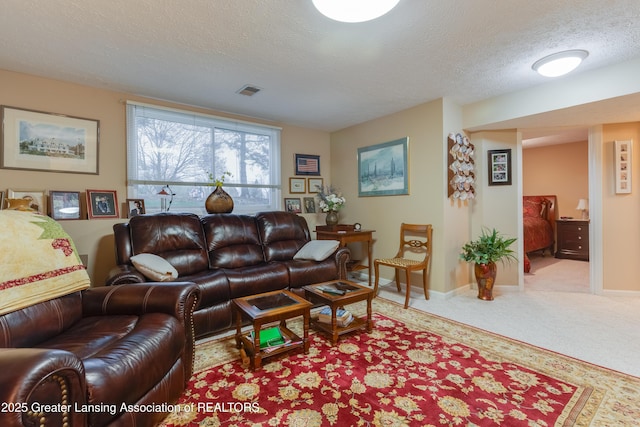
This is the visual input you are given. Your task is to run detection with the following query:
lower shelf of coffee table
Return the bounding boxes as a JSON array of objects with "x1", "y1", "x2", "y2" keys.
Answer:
[
  {"x1": 310, "y1": 315, "x2": 367, "y2": 339},
  {"x1": 239, "y1": 325, "x2": 304, "y2": 361}
]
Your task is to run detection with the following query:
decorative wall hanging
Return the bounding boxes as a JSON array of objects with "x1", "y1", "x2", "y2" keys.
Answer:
[
  {"x1": 358, "y1": 137, "x2": 409, "y2": 197},
  {"x1": 1, "y1": 106, "x2": 99, "y2": 174},
  {"x1": 487, "y1": 149, "x2": 512, "y2": 186},
  {"x1": 295, "y1": 154, "x2": 320, "y2": 176},
  {"x1": 614, "y1": 140, "x2": 632, "y2": 194},
  {"x1": 447, "y1": 133, "x2": 475, "y2": 200}
]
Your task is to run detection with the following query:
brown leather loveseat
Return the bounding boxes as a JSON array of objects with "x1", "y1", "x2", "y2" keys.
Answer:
[
  {"x1": 0, "y1": 210, "x2": 200, "y2": 427},
  {"x1": 106, "y1": 211, "x2": 350, "y2": 339}
]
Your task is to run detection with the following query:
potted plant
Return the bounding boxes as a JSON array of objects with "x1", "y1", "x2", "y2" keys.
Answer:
[{"x1": 460, "y1": 228, "x2": 517, "y2": 300}]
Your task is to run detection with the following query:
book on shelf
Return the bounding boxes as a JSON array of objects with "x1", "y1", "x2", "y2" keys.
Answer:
[
  {"x1": 248, "y1": 326, "x2": 286, "y2": 348},
  {"x1": 317, "y1": 307, "x2": 354, "y2": 327}
]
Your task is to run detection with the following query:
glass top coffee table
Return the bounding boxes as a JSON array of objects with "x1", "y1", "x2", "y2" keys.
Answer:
[
  {"x1": 233, "y1": 289, "x2": 311, "y2": 370},
  {"x1": 303, "y1": 280, "x2": 374, "y2": 345}
]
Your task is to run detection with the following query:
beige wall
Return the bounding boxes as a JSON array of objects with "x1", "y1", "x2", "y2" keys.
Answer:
[
  {"x1": 523, "y1": 141, "x2": 589, "y2": 218},
  {"x1": 330, "y1": 99, "x2": 471, "y2": 295},
  {"x1": 602, "y1": 122, "x2": 640, "y2": 292},
  {"x1": 0, "y1": 69, "x2": 331, "y2": 284},
  {"x1": 469, "y1": 130, "x2": 521, "y2": 288}
]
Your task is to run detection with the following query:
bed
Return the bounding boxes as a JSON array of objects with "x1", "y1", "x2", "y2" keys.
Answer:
[{"x1": 523, "y1": 195, "x2": 556, "y2": 273}]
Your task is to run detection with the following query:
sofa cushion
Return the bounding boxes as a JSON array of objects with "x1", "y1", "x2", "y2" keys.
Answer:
[
  {"x1": 256, "y1": 211, "x2": 310, "y2": 262},
  {"x1": 129, "y1": 213, "x2": 209, "y2": 276},
  {"x1": 294, "y1": 240, "x2": 340, "y2": 261},
  {"x1": 130, "y1": 253, "x2": 178, "y2": 281},
  {"x1": 202, "y1": 214, "x2": 265, "y2": 268}
]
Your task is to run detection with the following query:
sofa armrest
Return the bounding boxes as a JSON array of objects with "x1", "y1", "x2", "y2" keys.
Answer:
[
  {"x1": 0, "y1": 348, "x2": 87, "y2": 427},
  {"x1": 105, "y1": 264, "x2": 147, "y2": 286},
  {"x1": 333, "y1": 246, "x2": 351, "y2": 279},
  {"x1": 81, "y1": 283, "x2": 201, "y2": 381}
]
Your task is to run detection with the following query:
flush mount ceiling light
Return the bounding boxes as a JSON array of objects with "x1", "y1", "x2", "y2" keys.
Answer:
[
  {"x1": 532, "y1": 49, "x2": 589, "y2": 77},
  {"x1": 312, "y1": 0, "x2": 400, "y2": 23}
]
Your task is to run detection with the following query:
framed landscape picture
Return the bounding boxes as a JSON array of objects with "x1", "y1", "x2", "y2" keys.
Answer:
[
  {"x1": 86, "y1": 189, "x2": 119, "y2": 219},
  {"x1": 358, "y1": 137, "x2": 409, "y2": 197},
  {"x1": 1, "y1": 106, "x2": 99, "y2": 174}
]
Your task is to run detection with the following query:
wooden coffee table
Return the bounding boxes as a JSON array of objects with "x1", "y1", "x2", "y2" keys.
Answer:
[
  {"x1": 233, "y1": 290, "x2": 311, "y2": 370},
  {"x1": 303, "y1": 280, "x2": 374, "y2": 345}
]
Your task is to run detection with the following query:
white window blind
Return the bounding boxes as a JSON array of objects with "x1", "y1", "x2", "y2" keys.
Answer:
[{"x1": 126, "y1": 102, "x2": 281, "y2": 214}]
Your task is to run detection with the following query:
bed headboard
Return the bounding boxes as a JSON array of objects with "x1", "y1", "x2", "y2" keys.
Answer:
[{"x1": 523, "y1": 195, "x2": 557, "y2": 230}]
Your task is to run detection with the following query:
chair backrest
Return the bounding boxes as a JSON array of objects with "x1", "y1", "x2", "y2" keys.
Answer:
[{"x1": 396, "y1": 223, "x2": 433, "y2": 266}]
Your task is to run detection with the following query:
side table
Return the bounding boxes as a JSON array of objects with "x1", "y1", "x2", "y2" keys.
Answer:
[
  {"x1": 556, "y1": 219, "x2": 589, "y2": 261},
  {"x1": 316, "y1": 225, "x2": 375, "y2": 287},
  {"x1": 303, "y1": 280, "x2": 374, "y2": 345},
  {"x1": 233, "y1": 290, "x2": 311, "y2": 370}
]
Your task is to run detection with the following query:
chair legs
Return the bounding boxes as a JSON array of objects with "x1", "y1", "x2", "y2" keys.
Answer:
[{"x1": 375, "y1": 264, "x2": 428, "y2": 309}]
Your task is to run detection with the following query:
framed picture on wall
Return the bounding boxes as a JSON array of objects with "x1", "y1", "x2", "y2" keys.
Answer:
[
  {"x1": 295, "y1": 154, "x2": 320, "y2": 176},
  {"x1": 307, "y1": 178, "x2": 323, "y2": 193},
  {"x1": 357, "y1": 137, "x2": 409, "y2": 197},
  {"x1": 289, "y1": 177, "x2": 306, "y2": 193},
  {"x1": 1, "y1": 106, "x2": 99, "y2": 174},
  {"x1": 614, "y1": 140, "x2": 632, "y2": 194},
  {"x1": 487, "y1": 149, "x2": 512, "y2": 186}
]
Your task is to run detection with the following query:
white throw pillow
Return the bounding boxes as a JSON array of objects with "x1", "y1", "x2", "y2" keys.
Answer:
[
  {"x1": 294, "y1": 240, "x2": 340, "y2": 261},
  {"x1": 130, "y1": 253, "x2": 179, "y2": 282}
]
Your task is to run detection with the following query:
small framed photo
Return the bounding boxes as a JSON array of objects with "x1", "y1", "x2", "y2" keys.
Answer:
[
  {"x1": 303, "y1": 197, "x2": 316, "y2": 213},
  {"x1": 284, "y1": 197, "x2": 302, "y2": 213},
  {"x1": 86, "y1": 189, "x2": 119, "y2": 219},
  {"x1": 487, "y1": 149, "x2": 512, "y2": 186},
  {"x1": 126, "y1": 198, "x2": 146, "y2": 217},
  {"x1": 615, "y1": 140, "x2": 632, "y2": 194},
  {"x1": 49, "y1": 191, "x2": 81, "y2": 220},
  {"x1": 0, "y1": 190, "x2": 4, "y2": 209},
  {"x1": 308, "y1": 178, "x2": 324, "y2": 193},
  {"x1": 295, "y1": 154, "x2": 320, "y2": 176},
  {"x1": 289, "y1": 177, "x2": 306, "y2": 193},
  {"x1": 7, "y1": 189, "x2": 46, "y2": 213}
]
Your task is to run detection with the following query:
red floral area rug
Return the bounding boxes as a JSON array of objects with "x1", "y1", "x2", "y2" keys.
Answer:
[{"x1": 161, "y1": 298, "x2": 640, "y2": 426}]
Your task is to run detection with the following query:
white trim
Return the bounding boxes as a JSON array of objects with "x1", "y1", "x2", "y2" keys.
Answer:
[
  {"x1": 588, "y1": 126, "x2": 603, "y2": 295},
  {"x1": 125, "y1": 100, "x2": 283, "y2": 131}
]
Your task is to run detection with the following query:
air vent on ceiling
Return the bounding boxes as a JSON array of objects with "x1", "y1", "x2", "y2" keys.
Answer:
[{"x1": 237, "y1": 85, "x2": 261, "y2": 96}]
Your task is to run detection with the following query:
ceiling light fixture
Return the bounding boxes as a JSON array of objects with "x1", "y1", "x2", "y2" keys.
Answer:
[
  {"x1": 312, "y1": 0, "x2": 400, "y2": 23},
  {"x1": 532, "y1": 49, "x2": 589, "y2": 77}
]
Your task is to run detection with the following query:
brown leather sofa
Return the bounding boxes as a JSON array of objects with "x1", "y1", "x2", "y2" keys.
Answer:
[
  {"x1": 106, "y1": 211, "x2": 350, "y2": 339},
  {"x1": 0, "y1": 282, "x2": 200, "y2": 427}
]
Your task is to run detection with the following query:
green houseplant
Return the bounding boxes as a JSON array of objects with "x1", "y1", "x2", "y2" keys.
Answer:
[{"x1": 460, "y1": 228, "x2": 517, "y2": 300}]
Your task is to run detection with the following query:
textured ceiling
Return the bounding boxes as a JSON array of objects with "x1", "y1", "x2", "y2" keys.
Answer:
[{"x1": 1, "y1": 0, "x2": 639, "y2": 138}]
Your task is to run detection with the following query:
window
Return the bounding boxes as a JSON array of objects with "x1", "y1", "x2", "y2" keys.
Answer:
[{"x1": 126, "y1": 102, "x2": 281, "y2": 214}]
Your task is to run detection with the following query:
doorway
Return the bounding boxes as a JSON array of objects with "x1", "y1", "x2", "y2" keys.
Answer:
[{"x1": 521, "y1": 128, "x2": 591, "y2": 293}]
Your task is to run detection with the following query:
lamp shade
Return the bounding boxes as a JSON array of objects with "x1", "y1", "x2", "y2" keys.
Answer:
[
  {"x1": 312, "y1": 0, "x2": 400, "y2": 23},
  {"x1": 576, "y1": 199, "x2": 588, "y2": 210}
]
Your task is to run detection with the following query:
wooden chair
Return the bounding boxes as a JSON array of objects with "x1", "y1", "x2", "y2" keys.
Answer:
[{"x1": 374, "y1": 223, "x2": 432, "y2": 309}]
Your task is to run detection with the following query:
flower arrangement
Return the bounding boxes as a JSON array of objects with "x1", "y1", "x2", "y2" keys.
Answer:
[
  {"x1": 317, "y1": 185, "x2": 346, "y2": 212},
  {"x1": 207, "y1": 171, "x2": 232, "y2": 187}
]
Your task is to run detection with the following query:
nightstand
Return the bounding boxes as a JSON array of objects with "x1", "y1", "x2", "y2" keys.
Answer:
[{"x1": 555, "y1": 219, "x2": 589, "y2": 261}]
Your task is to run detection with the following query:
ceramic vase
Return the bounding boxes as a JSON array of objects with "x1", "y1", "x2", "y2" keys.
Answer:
[
  {"x1": 474, "y1": 262, "x2": 497, "y2": 301},
  {"x1": 325, "y1": 210, "x2": 339, "y2": 226},
  {"x1": 205, "y1": 186, "x2": 234, "y2": 214}
]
